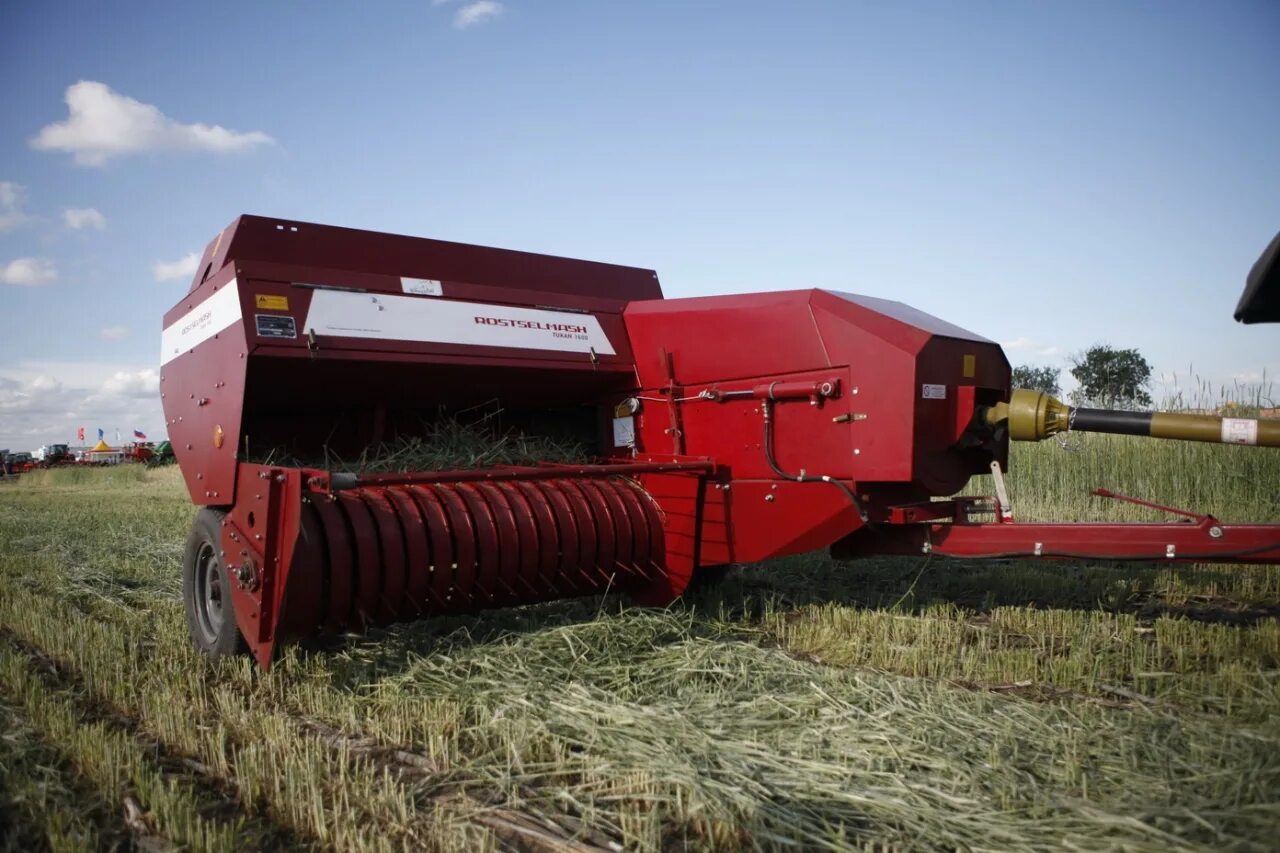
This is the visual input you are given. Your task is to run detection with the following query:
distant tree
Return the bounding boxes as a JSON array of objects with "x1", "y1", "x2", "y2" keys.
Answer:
[
  {"x1": 1011, "y1": 364, "x2": 1061, "y2": 397},
  {"x1": 1069, "y1": 345, "x2": 1152, "y2": 409}
]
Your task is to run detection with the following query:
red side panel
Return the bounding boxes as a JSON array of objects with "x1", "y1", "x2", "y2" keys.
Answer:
[{"x1": 160, "y1": 270, "x2": 248, "y2": 506}]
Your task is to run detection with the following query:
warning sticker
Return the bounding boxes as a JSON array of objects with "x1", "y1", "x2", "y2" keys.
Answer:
[
  {"x1": 255, "y1": 314, "x2": 297, "y2": 339},
  {"x1": 255, "y1": 294, "x2": 289, "y2": 310},
  {"x1": 1221, "y1": 418, "x2": 1258, "y2": 445},
  {"x1": 922, "y1": 384, "x2": 947, "y2": 400}
]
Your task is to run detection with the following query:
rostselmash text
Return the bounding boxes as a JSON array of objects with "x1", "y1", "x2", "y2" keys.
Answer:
[
  {"x1": 473, "y1": 316, "x2": 589, "y2": 335},
  {"x1": 181, "y1": 311, "x2": 212, "y2": 336}
]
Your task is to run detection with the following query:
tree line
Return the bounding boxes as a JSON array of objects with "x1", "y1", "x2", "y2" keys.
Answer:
[{"x1": 1012, "y1": 345, "x2": 1153, "y2": 410}]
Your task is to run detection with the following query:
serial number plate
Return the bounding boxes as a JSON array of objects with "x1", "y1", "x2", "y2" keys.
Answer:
[{"x1": 255, "y1": 314, "x2": 297, "y2": 339}]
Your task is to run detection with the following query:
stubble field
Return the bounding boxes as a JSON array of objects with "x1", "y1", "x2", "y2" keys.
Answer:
[{"x1": 1, "y1": 435, "x2": 1278, "y2": 851}]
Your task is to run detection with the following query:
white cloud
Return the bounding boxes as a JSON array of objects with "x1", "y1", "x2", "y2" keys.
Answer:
[
  {"x1": 0, "y1": 258, "x2": 57, "y2": 287},
  {"x1": 153, "y1": 251, "x2": 199, "y2": 282},
  {"x1": 0, "y1": 181, "x2": 30, "y2": 232},
  {"x1": 454, "y1": 1, "x2": 503, "y2": 28},
  {"x1": 0, "y1": 361, "x2": 164, "y2": 450},
  {"x1": 99, "y1": 325, "x2": 130, "y2": 341},
  {"x1": 64, "y1": 207, "x2": 107, "y2": 230},
  {"x1": 92, "y1": 368, "x2": 160, "y2": 401},
  {"x1": 30, "y1": 80, "x2": 275, "y2": 167}
]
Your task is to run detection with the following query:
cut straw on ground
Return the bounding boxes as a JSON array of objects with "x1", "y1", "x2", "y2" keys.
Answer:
[{"x1": 0, "y1": 433, "x2": 1277, "y2": 849}]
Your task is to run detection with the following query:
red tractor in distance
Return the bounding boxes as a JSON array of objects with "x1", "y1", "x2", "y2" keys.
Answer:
[
  {"x1": 4, "y1": 452, "x2": 36, "y2": 475},
  {"x1": 125, "y1": 443, "x2": 156, "y2": 464},
  {"x1": 37, "y1": 444, "x2": 77, "y2": 468}
]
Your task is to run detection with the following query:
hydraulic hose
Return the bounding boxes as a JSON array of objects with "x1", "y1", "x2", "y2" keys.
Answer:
[{"x1": 761, "y1": 400, "x2": 868, "y2": 522}]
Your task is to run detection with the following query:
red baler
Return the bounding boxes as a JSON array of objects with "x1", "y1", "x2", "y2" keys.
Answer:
[{"x1": 160, "y1": 216, "x2": 1280, "y2": 667}]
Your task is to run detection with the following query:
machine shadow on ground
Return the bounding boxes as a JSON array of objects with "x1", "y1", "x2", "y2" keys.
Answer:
[
  {"x1": 701, "y1": 553, "x2": 1280, "y2": 624},
  {"x1": 307, "y1": 550, "x2": 1275, "y2": 693}
]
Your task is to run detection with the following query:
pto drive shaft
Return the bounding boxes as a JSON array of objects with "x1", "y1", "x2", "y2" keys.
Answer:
[{"x1": 986, "y1": 389, "x2": 1279, "y2": 447}]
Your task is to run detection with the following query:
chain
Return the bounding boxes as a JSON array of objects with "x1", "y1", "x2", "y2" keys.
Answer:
[{"x1": 1054, "y1": 405, "x2": 1081, "y2": 452}]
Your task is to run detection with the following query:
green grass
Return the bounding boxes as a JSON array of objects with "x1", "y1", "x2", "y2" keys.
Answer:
[{"x1": 0, "y1": 437, "x2": 1278, "y2": 850}]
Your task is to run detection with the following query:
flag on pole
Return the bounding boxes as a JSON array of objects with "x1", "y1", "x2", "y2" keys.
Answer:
[
  {"x1": 133, "y1": 429, "x2": 147, "y2": 440},
  {"x1": 97, "y1": 428, "x2": 104, "y2": 441},
  {"x1": 115, "y1": 429, "x2": 120, "y2": 443},
  {"x1": 78, "y1": 426, "x2": 85, "y2": 442}
]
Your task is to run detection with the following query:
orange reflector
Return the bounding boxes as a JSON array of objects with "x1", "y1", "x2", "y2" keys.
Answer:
[{"x1": 213, "y1": 425, "x2": 225, "y2": 448}]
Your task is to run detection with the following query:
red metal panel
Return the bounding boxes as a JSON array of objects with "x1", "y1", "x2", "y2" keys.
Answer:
[
  {"x1": 715, "y1": 481, "x2": 863, "y2": 563},
  {"x1": 695, "y1": 484, "x2": 733, "y2": 566},
  {"x1": 622, "y1": 288, "x2": 1007, "y2": 495},
  {"x1": 160, "y1": 269, "x2": 248, "y2": 505},
  {"x1": 910, "y1": 335, "x2": 1009, "y2": 494},
  {"x1": 625, "y1": 291, "x2": 832, "y2": 388},
  {"x1": 633, "y1": 369, "x2": 854, "y2": 481}
]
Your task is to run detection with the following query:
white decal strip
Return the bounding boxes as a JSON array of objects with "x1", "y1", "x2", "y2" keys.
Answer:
[
  {"x1": 303, "y1": 290, "x2": 616, "y2": 356},
  {"x1": 160, "y1": 281, "x2": 242, "y2": 366},
  {"x1": 1221, "y1": 418, "x2": 1258, "y2": 445}
]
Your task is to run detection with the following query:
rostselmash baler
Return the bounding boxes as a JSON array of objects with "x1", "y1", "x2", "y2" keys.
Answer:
[{"x1": 160, "y1": 216, "x2": 1280, "y2": 668}]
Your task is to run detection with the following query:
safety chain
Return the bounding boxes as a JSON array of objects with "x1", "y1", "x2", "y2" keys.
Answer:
[{"x1": 1055, "y1": 405, "x2": 1081, "y2": 452}]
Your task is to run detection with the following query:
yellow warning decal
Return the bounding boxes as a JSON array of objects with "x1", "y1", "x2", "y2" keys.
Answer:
[
  {"x1": 255, "y1": 294, "x2": 289, "y2": 310},
  {"x1": 962, "y1": 354, "x2": 976, "y2": 378}
]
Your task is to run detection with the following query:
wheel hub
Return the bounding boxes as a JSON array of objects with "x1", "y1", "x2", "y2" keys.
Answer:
[{"x1": 193, "y1": 541, "x2": 224, "y2": 644}]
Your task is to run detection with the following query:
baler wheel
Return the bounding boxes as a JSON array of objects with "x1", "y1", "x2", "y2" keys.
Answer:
[
  {"x1": 688, "y1": 564, "x2": 732, "y2": 589},
  {"x1": 182, "y1": 508, "x2": 247, "y2": 658}
]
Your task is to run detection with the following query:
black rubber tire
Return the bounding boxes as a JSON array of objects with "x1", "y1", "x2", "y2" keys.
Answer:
[
  {"x1": 182, "y1": 508, "x2": 247, "y2": 658},
  {"x1": 683, "y1": 564, "x2": 736, "y2": 594}
]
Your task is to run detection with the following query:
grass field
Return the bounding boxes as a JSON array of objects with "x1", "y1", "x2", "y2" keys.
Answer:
[{"x1": 1, "y1": 436, "x2": 1278, "y2": 851}]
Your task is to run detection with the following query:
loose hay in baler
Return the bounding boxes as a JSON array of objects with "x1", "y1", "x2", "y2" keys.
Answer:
[
  {"x1": 247, "y1": 407, "x2": 589, "y2": 472},
  {"x1": 160, "y1": 215, "x2": 1280, "y2": 667}
]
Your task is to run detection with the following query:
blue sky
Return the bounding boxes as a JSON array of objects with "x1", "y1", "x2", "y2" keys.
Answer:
[{"x1": 1, "y1": 0, "x2": 1277, "y2": 449}]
